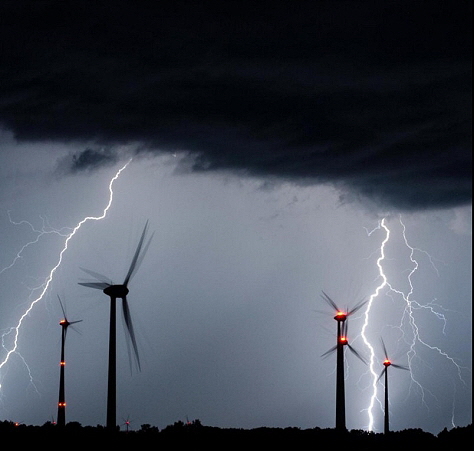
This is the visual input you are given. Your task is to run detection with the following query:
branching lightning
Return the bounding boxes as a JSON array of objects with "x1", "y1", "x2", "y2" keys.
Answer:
[
  {"x1": 0, "y1": 213, "x2": 73, "y2": 277},
  {"x1": 360, "y1": 218, "x2": 390, "y2": 431},
  {"x1": 361, "y1": 215, "x2": 467, "y2": 432},
  {"x1": 0, "y1": 160, "x2": 131, "y2": 390}
]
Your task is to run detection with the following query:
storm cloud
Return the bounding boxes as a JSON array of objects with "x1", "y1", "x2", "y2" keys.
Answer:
[
  {"x1": 0, "y1": 0, "x2": 471, "y2": 210},
  {"x1": 56, "y1": 148, "x2": 119, "y2": 174}
]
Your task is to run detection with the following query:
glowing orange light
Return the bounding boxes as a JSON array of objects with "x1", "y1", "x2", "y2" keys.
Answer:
[
  {"x1": 340, "y1": 336, "x2": 348, "y2": 344},
  {"x1": 58, "y1": 402, "x2": 66, "y2": 407},
  {"x1": 335, "y1": 311, "x2": 347, "y2": 321},
  {"x1": 59, "y1": 319, "x2": 67, "y2": 325},
  {"x1": 384, "y1": 359, "x2": 391, "y2": 366},
  {"x1": 60, "y1": 361, "x2": 66, "y2": 366}
]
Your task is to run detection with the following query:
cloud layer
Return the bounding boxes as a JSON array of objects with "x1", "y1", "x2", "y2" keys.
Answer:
[{"x1": 0, "y1": 1, "x2": 471, "y2": 210}]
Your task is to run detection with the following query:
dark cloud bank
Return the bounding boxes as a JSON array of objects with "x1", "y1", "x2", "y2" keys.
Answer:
[{"x1": 0, "y1": 1, "x2": 471, "y2": 211}]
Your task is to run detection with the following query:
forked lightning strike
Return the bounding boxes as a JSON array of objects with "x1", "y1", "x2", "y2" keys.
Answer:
[
  {"x1": 0, "y1": 160, "x2": 131, "y2": 380},
  {"x1": 361, "y1": 216, "x2": 466, "y2": 432},
  {"x1": 1, "y1": 213, "x2": 73, "y2": 277},
  {"x1": 360, "y1": 218, "x2": 390, "y2": 431}
]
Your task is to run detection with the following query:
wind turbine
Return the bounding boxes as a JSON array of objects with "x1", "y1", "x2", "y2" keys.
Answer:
[
  {"x1": 320, "y1": 291, "x2": 367, "y2": 432},
  {"x1": 378, "y1": 338, "x2": 409, "y2": 434},
  {"x1": 78, "y1": 221, "x2": 152, "y2": 430},
  {"x1": 57, "y1": 295, "x2": 82, "y2": 427},
  {"x1": 122, "y1": 415, "x2": 133, "y2": 433}
]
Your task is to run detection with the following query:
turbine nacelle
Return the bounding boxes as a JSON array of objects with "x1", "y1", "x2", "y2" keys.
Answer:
[
  {"x1": 334, "y1": 311, "x2": 347, "y2": 322},
  {"x1": 321, "y1": 328, "x2": 367, "y2": 364},
  {"x1": 377, "y1": 338, "x2": 409, "y2": 382},
  {"x1": 103, "y1": 284, "x2": 129, "y2": 298},
  {"x1": 321, "y1": 291, "x2": 367, "y2": 322},
  {"x1": 57, "y1": 296, "x2": 82, "y2": 333}
]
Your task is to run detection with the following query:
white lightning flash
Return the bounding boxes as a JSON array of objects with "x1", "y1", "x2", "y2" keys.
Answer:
[
  {"x1": 360, "y1": 215, "x2": 467, "y2": 432},
  {"x1": 360, "y1": 218, "x2": 390, "y2": 431},
  {"x1": 1, "y1": 213, "x2": 73, "y2": 277},
  {"x1": 0, "y1": 160, "x2": 131, "y2": 381}
]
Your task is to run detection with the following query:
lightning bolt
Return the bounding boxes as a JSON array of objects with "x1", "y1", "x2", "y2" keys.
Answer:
[
  {"x1": 360, "y1": 218, "x2": 390, "y2": 431},
  {"x1": 0, "y1": 212, "x2": 73, "y2": 277},
  {"x1": 0, "y1": 160, "x2": 131, "y2": 390},
  {"x1": 360, "y1": 215, "x2": 468, "y2": 432}
]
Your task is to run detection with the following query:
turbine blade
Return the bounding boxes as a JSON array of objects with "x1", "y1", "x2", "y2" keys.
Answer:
[
  {"x1": 381, "y1": 337, "x2": 389, "y2": 360},
  {"x1": 80, "y1": 267, "x2": 113, "y2": 285},
  {"x1": 123, "y1": 221, "x2": 150, "y2": 287},
  {"x1": 69, "y1": 320, "x2": 83, "y2": 326},
  {"x1": 57, "y1": 295, "x2": 67, "y2": 319},
  {"x1": 78, "y1": 282, "x2": 110, "y2": 290},
  {"x1": 392, "y1": 363, "x2": 409, "y2": 371},
  {"x1": 321, "y1": 345, "x2": 338, "y2": 358},
  {"x1": 348, "y1": 299, "x2": 368, "y2": 316},
  {"x1": 377, "y1": 367, "x2": 386, "y2": 383},
  {"x1": 121, "y1": 296, "x2": 141, "y2": 372},
  {"x1": 348, "y1": 344, "x2": 367, "y2": 365},
  {"x1": 321, "y1": 291, "x2": 339, "y2": 312},
  {"x1": 343, "y1": 318, "x2": 348, "y2": 337},
  {"x1": 128, "y1": 232, "x2": 154, "y2": 282},
  {"x1": 313, "y1": 309, "x2": 332, "y2": 315},
  {"x1": 70, "y1": 325, "x2": 83, "y2": 336}
]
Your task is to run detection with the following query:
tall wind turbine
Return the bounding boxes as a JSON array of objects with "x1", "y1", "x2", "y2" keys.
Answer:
[
  {"x1": 378, "y1": 338, "x2": 409, "y2": 434},
  {"x1": 57, "y1": 295, "x2": 82, "y2": 427},
  {"x1": 79, "y1": 221, "x2": 152, "y2": 430},
  {"x1": 321, "y1": 291, "x2": 366, "y2": 432}
]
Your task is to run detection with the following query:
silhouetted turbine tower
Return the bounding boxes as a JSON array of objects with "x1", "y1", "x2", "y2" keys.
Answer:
[
  {"x1": 57, "y1": 295, "x2": 82, "y2": 427},
  {"x1": 321, "y1": 291, "x2": 366, "y2": 432},
  {"x1": 378, "y1": 338, "x2": 409, "y2": 434},
  {"x1": 79, "y1": 221, "x2": 153, "y2": 430}
]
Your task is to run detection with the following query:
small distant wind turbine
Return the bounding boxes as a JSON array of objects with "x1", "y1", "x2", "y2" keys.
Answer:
[
  {"x1": 57, "y1": 295, "x2": 82, "y2": 427},
  {"x1": 378, "y1": 338, "x2": 409, "y2": 434},
  {"x1": 79, "y1": 221, "x2": 152, "y2": 430},
  {"x1": 122, "y1": 415, "x2": 133, "y2": 432},
  {"x1": 321, "y1": 291, "x2": 367, "y2": 432}
]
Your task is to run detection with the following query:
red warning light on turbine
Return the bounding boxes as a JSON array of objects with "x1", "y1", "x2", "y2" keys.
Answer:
[
  {"x1": 335, "y1": 311, "x2": 347, "y2": 321},
  {"x1": 383, "y1": 359, "x2": 391, "y2": 367}
]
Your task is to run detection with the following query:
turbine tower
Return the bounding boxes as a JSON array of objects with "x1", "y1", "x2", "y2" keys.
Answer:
[
  {"x1": 57, "y1": 295, "x2": 82, "y2": 427},
  {"x1": 79, "y1": 221, "x2": 152, "y2": 430},
  {"x1": 321, "y1": 291, "x2": 366, "y2": 432},
  {"x1": 378, "y1": 338, "x2": 409, "y2": 434}
]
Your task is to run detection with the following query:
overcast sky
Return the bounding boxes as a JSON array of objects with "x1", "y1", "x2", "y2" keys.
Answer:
[{"x1": 0, "y1": 1, "x2": 471, "y2": 434}]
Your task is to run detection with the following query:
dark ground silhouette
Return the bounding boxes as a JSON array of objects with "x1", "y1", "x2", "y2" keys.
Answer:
[{"x1": 1, "y1": 419, "x2": 471, "y2": 448}]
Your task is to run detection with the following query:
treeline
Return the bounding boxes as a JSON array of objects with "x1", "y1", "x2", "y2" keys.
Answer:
[{"x1": 1, "y1": 419, "x2": 471, "y2": 448}]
